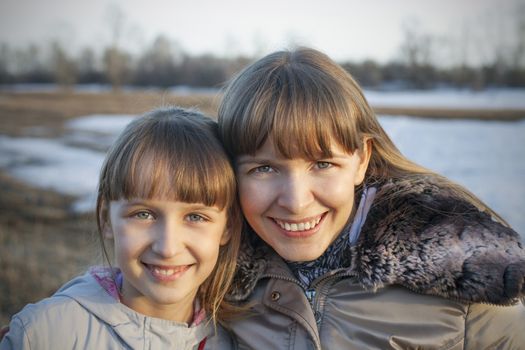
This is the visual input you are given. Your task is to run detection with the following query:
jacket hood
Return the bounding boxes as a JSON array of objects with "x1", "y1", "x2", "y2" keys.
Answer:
[
  {"x1": 230, "y1": 176, "x2": 525, "y2": 306},
  {"x1": 54, "y1": 272, "x2": 212, "y2": 348}
]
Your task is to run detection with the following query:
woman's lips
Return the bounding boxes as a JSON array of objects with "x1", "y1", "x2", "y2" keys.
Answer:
[{"x1": 271, "y1": 213, "x2": 326, "y2": 238}]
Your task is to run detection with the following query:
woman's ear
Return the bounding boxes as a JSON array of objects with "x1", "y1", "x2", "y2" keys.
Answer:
[{"x1": 355, "y1": 138, "x2": 372, "y2": 185}]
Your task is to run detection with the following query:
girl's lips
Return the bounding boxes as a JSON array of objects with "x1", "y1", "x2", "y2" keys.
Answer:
[{"x1": 144, "y1": 263, "x2": 191, "y2": 282}]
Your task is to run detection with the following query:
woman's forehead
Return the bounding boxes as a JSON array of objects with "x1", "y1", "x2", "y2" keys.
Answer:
[{"x1": 239, "y1": 136, "x2": 356, "y2": 161}]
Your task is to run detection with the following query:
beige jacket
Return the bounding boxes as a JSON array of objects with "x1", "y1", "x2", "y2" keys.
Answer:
[{"x1": 225, "y1": 176, "x2": 525, "y2": 349}]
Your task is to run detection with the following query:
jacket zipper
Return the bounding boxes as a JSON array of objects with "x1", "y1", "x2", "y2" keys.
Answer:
[{"x1": 259, "y1": 273, "x2": 322, "y2": 349}]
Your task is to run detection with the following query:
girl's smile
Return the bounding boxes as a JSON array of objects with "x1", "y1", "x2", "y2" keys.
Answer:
[
  {"x1": 106, "y1": 199, "x2": 230, "y2": 321},
  {"x1": 236, "y1": 139, "x2": 370, "y2": 262},
  {"x1": 144, "y1": 263, "x2": 193, "y2": 282}
]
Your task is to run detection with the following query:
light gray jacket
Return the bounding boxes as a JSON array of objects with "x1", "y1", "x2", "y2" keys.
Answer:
[{"x1": 0, "y1": 271, "x2": 233, "y2": 349}]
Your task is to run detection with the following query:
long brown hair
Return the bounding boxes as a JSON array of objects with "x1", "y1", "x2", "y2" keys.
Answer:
[
  {"x1": 218, "y1": 47, "x2": 507, "y2": 224},
  {"x1": 96, "y1": 106, "x2": 242, "y2": 324}
]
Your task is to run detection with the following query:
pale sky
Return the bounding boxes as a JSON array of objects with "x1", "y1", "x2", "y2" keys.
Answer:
[{"x1": 0, "y1": 0, "x2": 521, "y2": 64}]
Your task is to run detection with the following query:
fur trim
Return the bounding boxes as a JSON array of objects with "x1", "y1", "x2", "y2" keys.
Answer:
[{"x1": 230, "y1": 176, "x2": 525, "y2": 305}]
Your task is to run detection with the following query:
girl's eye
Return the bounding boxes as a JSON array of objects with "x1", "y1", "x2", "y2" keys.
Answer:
[
  {"x1": 186, "y1": 213, "x2": 206, "y2": 222},
  {"x1": 133, "y1": 211, "x2": 154, "y2": 220},
  {"x1": 253, "y1": 165, "x2": 274, "y2": 173},
  {"x1": 316, "y1": 161, "x2": 332, "y2": 169}
]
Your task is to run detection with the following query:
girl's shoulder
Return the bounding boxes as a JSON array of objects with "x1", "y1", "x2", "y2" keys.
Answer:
[
  {"x1": 3, "y1": 270, "x2": 130, "y2": 349},
  {"x1": 9, "y1": 271, "x2": 111, "y2": 330},
  {"x1": 3, "y1": 281, "x2": 102, "y2": 349}
]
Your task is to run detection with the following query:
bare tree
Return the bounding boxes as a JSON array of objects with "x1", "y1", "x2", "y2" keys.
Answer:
[
  {"x1": 50, "y1": 41, "x2": 77, "y2": 89},
  {"x1": 104, "y1": 4, "x2": 129, "y2": 90},
  {"x1": 135, "y1": 35, "x2": 182, "y2": 86},
  {"x1": 0, "y1": 44, "x2": 12, "y2": 83},
  {"x1": 510, "y1": 1, "x2": 525, "y2": 69},
  {"x1": 398, "y1": 19, "x2": 437, "y2": 89}
]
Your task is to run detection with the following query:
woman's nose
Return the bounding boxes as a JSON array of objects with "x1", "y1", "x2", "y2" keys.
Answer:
[{"x1": 276, "y1": 173, "x2": 314, "y2": 214}]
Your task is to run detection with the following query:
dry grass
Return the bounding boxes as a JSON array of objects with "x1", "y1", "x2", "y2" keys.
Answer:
[{"x1": 0, "y1": 91, "x2": 219, "y2": 137}]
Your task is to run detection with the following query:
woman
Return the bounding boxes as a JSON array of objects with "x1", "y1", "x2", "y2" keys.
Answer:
[{"x1": 218, "y1": 47, "x2": 525, "y2": 349}]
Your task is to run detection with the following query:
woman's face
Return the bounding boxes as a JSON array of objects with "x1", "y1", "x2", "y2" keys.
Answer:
[{"x1": 236, "y1": 139, "x2": 370, "y2": 262}]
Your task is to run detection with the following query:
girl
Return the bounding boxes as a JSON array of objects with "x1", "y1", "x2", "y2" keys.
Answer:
[
  {"x1": 1, "y1": 107, "x2": 241, "y2": 349},
  {"x1": 218, "y1": 48, "x2": 525, "y2": 349}
]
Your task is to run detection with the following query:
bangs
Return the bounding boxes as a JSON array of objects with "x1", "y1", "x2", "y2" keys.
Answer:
[
  {"x1": 101, "y1": 111, "x2": 235, "y2": 210},
  {"x1": 221, "y1": 50, "x2": 366, "y2": 159}
]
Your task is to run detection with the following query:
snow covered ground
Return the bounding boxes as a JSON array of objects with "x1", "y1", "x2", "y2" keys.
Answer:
[
  {"x1": 365, "y1": 88, "x2": 525, "y2": 110},
  {"x1": 0, "y1": 89, "x2": 524, "y2": 237}
]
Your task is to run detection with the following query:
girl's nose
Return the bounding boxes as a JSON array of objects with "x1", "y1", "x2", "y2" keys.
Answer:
[
  {"x1": 151, "y1": 221, "x2": 182, "y2": 258},
  {"x1": 276, "y1": 173, "x2": 314, "y2": 214}
]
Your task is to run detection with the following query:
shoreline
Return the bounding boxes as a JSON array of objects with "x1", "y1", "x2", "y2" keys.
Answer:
[
  {"x1": 1, "y1": 91, "x2": 524, "y2": 131},
  {"x1": 374, "y1": 106, "x2": 525, "y2": 121}
]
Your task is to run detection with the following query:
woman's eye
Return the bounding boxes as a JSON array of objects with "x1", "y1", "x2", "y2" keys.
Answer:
[
  {"x1": 316, "y1": 161, "x2": 332, "y2": 169},
  {"x1": 187, "y1": 213, "x2": 206, "y2": 222},
  {"x1": 133, "y1": 211, "x2": 154, "y2": 220}
]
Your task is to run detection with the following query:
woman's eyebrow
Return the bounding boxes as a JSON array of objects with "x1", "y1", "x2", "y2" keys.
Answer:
[{"x1": 236, "y1": 156, "x2": 273, "y2": 165}]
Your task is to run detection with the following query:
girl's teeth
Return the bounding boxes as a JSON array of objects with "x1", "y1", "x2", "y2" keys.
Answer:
[
  {"x1": 153, "y1": 267, "x2": 175, "y2": 276},
  {"x1": 151, "y1": 266, "x2": 187, "y2": 276}
]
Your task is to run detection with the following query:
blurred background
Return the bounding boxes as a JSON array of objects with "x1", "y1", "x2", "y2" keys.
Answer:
[{"x1": 1, "y1": 0, "x2": 524, "y2": 325}]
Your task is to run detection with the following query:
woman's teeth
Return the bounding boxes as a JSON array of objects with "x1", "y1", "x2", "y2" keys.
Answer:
[{"x1": 275, "y1": 216, "x2": 322, "y2": 232}]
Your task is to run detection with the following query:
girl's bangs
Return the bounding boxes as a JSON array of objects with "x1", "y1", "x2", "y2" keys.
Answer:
[{"x1": 111, "y1": 136, "x2": 234, "y2": 210}]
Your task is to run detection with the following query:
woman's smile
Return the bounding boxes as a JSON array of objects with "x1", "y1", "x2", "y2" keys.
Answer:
[
  {"x1": 237, "y1": 139, "x2": 370, "y2": 262},
  {"x1": 272, "y1": 214, "x2": 324, "y2": 233}
]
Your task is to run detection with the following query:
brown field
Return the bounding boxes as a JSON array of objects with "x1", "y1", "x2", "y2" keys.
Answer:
[{"x1": 0, "y1": 91, "x2": 523, "y2": 326}]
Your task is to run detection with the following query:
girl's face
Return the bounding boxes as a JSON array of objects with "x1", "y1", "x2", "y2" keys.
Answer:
[
  {"x1": 237, "y1": 139, "x2": 370, "y2": 262},
  {"x1": 105, "y1": 199, "x2": 230, "y2": 322}
]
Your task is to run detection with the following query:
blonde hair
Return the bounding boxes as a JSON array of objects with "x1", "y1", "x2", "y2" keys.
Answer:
[
  {"x1": 218, "y1": 47, "x2": 506, "y2": 224},
  {"x1": 96, "y1": 106, "x2": 242, "y2": 324}
]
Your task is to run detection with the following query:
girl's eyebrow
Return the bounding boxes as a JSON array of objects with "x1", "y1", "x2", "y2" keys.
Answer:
[
  {"x1": 184, "y1": 203, "x2": 223, "y2": 213},
  {"x1": 117, "y1": 200, "x2": 223, "y2": 213}
]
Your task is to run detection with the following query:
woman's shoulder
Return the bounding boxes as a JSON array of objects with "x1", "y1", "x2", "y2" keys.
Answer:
[
  {"x1": 371, "y1": 174, "x2": 517, "y2": 237},
  {"x1": 204, "y1": 323, "x2": 238, "y2": 349},
  {"x1": 356, "y1": 174, "x2": 525, "y2": 306}
]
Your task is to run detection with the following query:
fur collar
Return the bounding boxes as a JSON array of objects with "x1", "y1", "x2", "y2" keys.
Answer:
[{"x1": 229, "y1": 176, "x2": 525, "y2": 306}]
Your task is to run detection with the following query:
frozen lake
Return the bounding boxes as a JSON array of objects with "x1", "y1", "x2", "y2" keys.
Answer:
[{"x1": 0, "y1": 88, "x2": 524, "y2": 238}]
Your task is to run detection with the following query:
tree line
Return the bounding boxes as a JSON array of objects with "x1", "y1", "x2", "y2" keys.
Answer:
[{"x1": 1, "y1": 13, "x2": 524, "y2": 91}]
